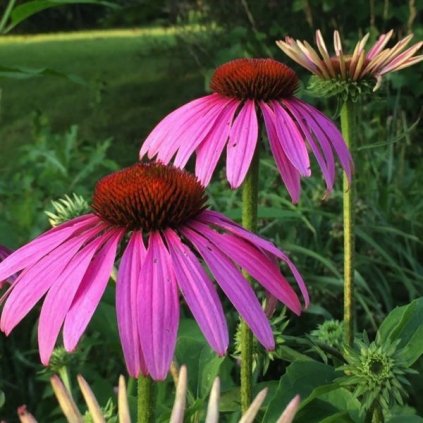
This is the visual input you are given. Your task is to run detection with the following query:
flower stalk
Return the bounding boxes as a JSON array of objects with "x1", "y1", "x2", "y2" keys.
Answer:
[
  {"x1": 137, "y1": 375, "x2": 155, "y2": 423},
  {"x1": 340, "y1": 100, "x2": 356, "y2": 347},
  {"x1": 240, "y1": 148, "x2": 260, "y2": 411}
]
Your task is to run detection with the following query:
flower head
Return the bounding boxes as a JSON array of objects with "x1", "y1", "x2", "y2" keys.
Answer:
[
  {"x1": 339, "y1": 335, "x2": 415, "y2": 415},
  {"x1": 139, "y1": 58, "x2": 353, "y2": 203},
  {"x1": 277, "y1": 30, "x2": 423, "y2": 93},
  {"x1": 0, "y1": 163, "x2": 308, "y2": 381},
  {"x1": 45, "y1": 193, "x2": 90, "y2": 227},
  {"x1": 311, "y1": 319, "x2": 343, "y2": 349}
]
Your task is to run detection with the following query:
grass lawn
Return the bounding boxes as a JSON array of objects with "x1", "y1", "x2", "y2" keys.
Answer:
[{"x1": 0, "y1": 28, "x2": 205, "y2": 171}]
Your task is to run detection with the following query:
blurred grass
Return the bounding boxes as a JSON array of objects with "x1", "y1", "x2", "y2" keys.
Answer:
[{"x1": 0, "y1": 27, "x2": 204, "y2": 170}]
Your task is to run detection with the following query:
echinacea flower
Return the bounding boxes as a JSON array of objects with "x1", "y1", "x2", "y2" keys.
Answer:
[
  {"x1": 0, "y1": 245, "x2": 16, "y2": 288},
  {"x1": 0, "y1": 163, "x2": 308, "y2": 380},
  {"x1": 139, "y1": 58, "x2": 353, "y2": 203},
  {"x1": 277, "y1": 30, "x2": 423, "y2": 92}
]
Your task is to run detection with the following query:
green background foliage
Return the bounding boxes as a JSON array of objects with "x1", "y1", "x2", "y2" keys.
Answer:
[{"x1": 0, "y1": 0, "x2": 422, "y2": 421}]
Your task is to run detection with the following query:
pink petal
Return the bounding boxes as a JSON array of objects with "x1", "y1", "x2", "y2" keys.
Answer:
[
  {"x1": 182, "y1": 226, "x2": 274, "y2": 350},
  {"x1": 199, "y1": 210, "x2": 309, "y2": 307},
  {"x1": 226, "y1": 100, "x2": 259, "y2": 189},
  {"x1": 188, "y1": 221, "x2": 302, "y2": 315},
  {"x1": 138, "y1": 232, "x2": 179, "y2": 380},
  {"x1": 38, "y1": 231, "x2": 112, "y2": 365},
  {"x1": 366, "y1": 30, "x2": 394, "y2": 60},
  {"x1": 270, "y1": 101, "x2": 311, "y2": 177},
  {"x1": 0, "y1": 224, "x2": 104, "y2": 334},
  {"x1": 260, "y1": 102, "x2": 301, "y2": 203},
  {"x1": 0, "y1": 246, "x2": 16, "y2": 286},
  {"x1": 379, "y1": 41, "x2": 423, "y2": 75},
  {"x1": 63, "y1": 229, "x2": 124, "y2": 353},
  {"x1": 291, "y1": 98, "x2": 353, "y2": 181},
  {"x1": 173, "y1": 97, "x2": 236, "y2": 168},
  {"x1": 0, "y1": 214, "x2": 100, "y2": 284},
  {"x1": 116, "y1": 231, "x2": 148, "y2": 377},
  {"x1": 195, "y1": 100, "x2": 240, "y2": 186},
  {"x1": 283, "y1": 98, "x2": 336, "y2": 190},
  {"x1": 164, "y1": 228, "x2": 228, "y2": 354},
  {"x1": 140, "y1": 94, "x2": 220, "y2": 160},
  {"x1": 156, "y1": 96, "x2": 230, "y2": 165}
]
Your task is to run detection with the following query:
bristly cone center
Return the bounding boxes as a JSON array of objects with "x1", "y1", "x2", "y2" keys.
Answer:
[
  {"x1": 210, "y1": 58, "x2": 299, "y2": 101},
  {"x1": 92, "y1": 162, "x2": 207, "y2": 231}
]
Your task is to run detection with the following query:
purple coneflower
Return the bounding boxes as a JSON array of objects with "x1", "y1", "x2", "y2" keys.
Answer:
[
  {"x1": 139, "y1": 58, "x2": 352, "y2": 203},
  {"x1": 0, "y1": 163, "x2": 308, "y2": 380},
  {"x1": 0, "y1": 245, "x2": 16, "y2": 288},
  {"x1": 277, "y1": 30, "x2": 423, "y2": 91}
]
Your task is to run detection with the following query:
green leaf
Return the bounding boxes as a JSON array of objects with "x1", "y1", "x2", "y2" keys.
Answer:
[
  {"x1": 388, "y1": 417, "x2": 423, "y2": 423},
  {"x1": 378, "y1": 297, "x2": 423, "y2": 365},
  {"x1": 294, "y1": 400, "x2": 349, "y2": 423},
  {"x1": 175, "y1": 319, "x2": 226, "y2": 400},
  {"x1": 6, "y1": 0, "x2": 118, "y2": 32},
  {"x1": 263, "y1": 361, "x2": 338, "y2": 422},
  {"x1": 0, "y1": 65, "x2": 86, "y2": 84},
  {"x1": 198, "y1": 347, "x2": 225, "y2": 398}
]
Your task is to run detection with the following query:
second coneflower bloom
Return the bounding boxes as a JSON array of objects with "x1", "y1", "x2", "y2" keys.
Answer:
[
  {"x1": 140, "y1": 58, "x2": 352, "y2": 203},
  {"x1": 0, "y1": 163, "x2": 308, "y2": 380},
  {"x1": 277, "y1": 30, "x2": 423, "y2": 92}
]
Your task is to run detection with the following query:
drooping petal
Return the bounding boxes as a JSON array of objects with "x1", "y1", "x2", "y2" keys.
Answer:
[
  {"x1": 140, "y1": 94, "x2": 220, "y2": 160},
  {"x1": 270, "y1": 101, "x2": 311, "y2": 177},
  {"x1": 116, "y1": 231, "x2": 147, "y2": 377},
  {"x1": 283, "y1": 98, "x2": 336, "y2": 191},
  {"x1": 63, "y1": 228, "x2": 124, "y2": 352},
  {"x1": 195, "y1": 101, "x2": 240, "y2": 186},
  {"x1": 188, "y1": 220, "x2": 301, "y2": 315},
  {"x1": 173, "y1": 97, "x2": 237, "y2": 168},
  {"x1": 38, "y1": 231, "x2": 112, "y2": 365},
  {"x1": 260, "y1": 101, "x2": 301, "y2": 203},
  {"x1": 138, "y1": 232, "x2": 179, "y2": 380},
  {"x1": 182, "y1": 226, "x2": 274, "y2": 350},
  {"x1": 0, "y1": 214, "x2": 100, "y2": 284},
  {"x1": 289, "y1": 98, "x2": 353, "y2": 182},
  {"x1": 226, "y1": 100, "x2": 259, "y2": 189},
  {"x1": 198, "y1": 210, "x2": 309, "y2": 307},
  {"x1": 0, "y1": 224, "x2": 104, "y2": 334},
  {"x1": 164, "y1": 228, "x2": 228, "y2": 354}
]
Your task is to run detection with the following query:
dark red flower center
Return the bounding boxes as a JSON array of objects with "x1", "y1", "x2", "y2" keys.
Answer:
[
  {"x1": 92, "y1": 163, "x2": 207, "y2": 232},
  {"x1": 210, "y1": 58, "x2": 299, "y2": 101}
]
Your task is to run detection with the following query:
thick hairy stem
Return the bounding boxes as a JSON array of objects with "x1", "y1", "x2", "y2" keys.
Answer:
[
  {"x1": 341, "y1": 101, "x2": 356, "y2": 347},
  {"x1": 240, "y1": 149, "x2": 260, "y2": 412},
  {"x1": 137, "y1": 375, "x2": 155, "y2": 423}
]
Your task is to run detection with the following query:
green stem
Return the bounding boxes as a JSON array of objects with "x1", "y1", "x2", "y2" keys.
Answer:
[
  {"x1": 240, "y1": 149, "x2": 260, "y2": 412},
  {"x1": 137, "y1": 375, "x2": 155, "y2": 423},
  {"x1": 340, "y1": 100, "x2": 356, "y2": 347},
  {"x1": 58, "y1": 366, "x2": 72, "y2": 394}
]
